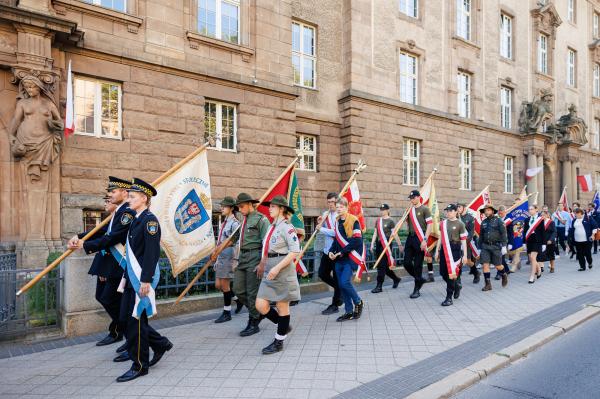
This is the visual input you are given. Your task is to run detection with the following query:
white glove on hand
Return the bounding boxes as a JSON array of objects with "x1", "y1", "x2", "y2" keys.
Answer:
[
  {"x1": 542, "y1": 245, "x2": 546, "y2": 252},
  {"x1": 501, "y1": 246, "x2": 507, "y2": 255},
  {"x1": 508, "y1": 244, "x2": 513, "y2": 251}
]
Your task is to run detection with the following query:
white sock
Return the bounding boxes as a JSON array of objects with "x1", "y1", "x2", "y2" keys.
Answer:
[
  {"x1": 275, "y1": 334, "x2": 287, "y2": 341},
  {"x1": 224, "y1": 305, "x2": 232, "y2": 311}
]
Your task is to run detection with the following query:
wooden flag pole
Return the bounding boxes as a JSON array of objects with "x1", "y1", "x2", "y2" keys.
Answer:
[
  {"x1": 173, "y1": 155, "x2": 301, "y2": 306},
  {"x1": 17, "y1": 143, "x2": 210, "y2": 297},
  {"x1": 292, "y1": 160, "x2": 367, "y2": 273},
  {"x1": 370, "y1": 169, "x2": 437, "y2": 271}
]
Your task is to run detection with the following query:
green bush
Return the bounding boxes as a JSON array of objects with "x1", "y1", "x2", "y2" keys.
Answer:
[{"x1": 26, "y1": 251, "x2": 61, "y2": 327}]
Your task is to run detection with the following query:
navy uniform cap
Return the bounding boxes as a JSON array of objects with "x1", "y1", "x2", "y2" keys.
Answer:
[
  {"x1": 379, "y1": 203, "x2": 390, "y2": 210},
  {"x1": 128, "y1": 178, "x2": 157, "y2": 197},
  {"x1": 444, "y1": 203, "x2": 458, "y2": 212},
  {"x1": 408, "y1": 190, "x2": 420, "y2": 199},
  {"x1": 107, "y1": 176, "x2": 132, "y2": 191}
]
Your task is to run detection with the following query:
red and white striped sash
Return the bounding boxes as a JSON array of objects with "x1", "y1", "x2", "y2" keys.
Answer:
[
  {"x1": 409, "y1": 207, "x2": 426, "y2": 242},
  {"x1": 544, "y1": 219, "x2": 552, "y2": 230},
  {"x1": 525, "y1": 216, "x2": 543, "y2": 240},
  {"x1": 440, "y1": 220, "x2": 461, "y2": 277},
  {"x1": 334, "y1": 220, "x2": 363, "y2": 267},
  {"x1": 468, "y1": 240, "x2": 480, "y2": 257},
  {"x1": 377, "y1": 218, "x2": 394, "y2": 267}
]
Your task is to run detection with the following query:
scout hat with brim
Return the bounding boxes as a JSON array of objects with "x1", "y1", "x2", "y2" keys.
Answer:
[
  {"x1": 220, "y1": 196, "x2": 238, "y2": 210},
  {"x1": 107, "y1": 176, "x2": 132, "y2": 191},
  {"x1": 128, "y1": 178, "x2": 157, "y2": 197},
  {"x1": 262, "y1": 195, "x2": 294, "y2": 214},
  {"x1": 479, "y1": 204, "x2": 498, "y2": 214},
  {"x1": 236, "y1": 192, "x2": 260, "y2": 205}
]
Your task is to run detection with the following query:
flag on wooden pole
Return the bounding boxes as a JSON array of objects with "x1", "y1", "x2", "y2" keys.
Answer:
[
  {"x1": 517, "y1": 185, "x2": 528, "y2": 201},
  {"x1": 559, "y1": 186, "x2": 569, "y2": 212},
  {"x1": 577, "y1": 174, "x2": 593, "y2": 192},
  {"x1": 466, "y1": 186, "x2": 491, "y2": 234},
  {"x1": 421, "y1": 176, "x2": 439, "y2": 252},
  {"x1": 64, "y1": 60, "x2": 74, "y2": 138},
  {"x1": 343, "y1": 180, "x2": 368, "y2": 279}
]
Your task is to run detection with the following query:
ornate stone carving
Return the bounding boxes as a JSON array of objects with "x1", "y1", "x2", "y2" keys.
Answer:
[
  {"x1": 556, "y1": 104, "x2": 588, "y2": 146},
  {"x1": 518, "y1": 89, "x2": 554, "y2": 134},
  {"x1": 531, "y1": 3, "x2": 562, "y2": 38}
]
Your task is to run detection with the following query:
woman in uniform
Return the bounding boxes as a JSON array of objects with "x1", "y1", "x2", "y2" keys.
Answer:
[
  {"x1": 255, "y1": 195, "x2": 301, "y2": 355},
  {"x1": 524, "y1": 204, "x2": 544, "y2": 284},
  {"x1": 370, "y1": 203, "x2": 401, "y2": 293},
  {"x1": 539, "y1": 210, "x2": 557, "y2": 273},
  {"x1": 213, "y1": 196, "x2": 241, "y2": 323}
]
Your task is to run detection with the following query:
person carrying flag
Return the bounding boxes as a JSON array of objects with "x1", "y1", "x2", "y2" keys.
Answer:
[
  {"x1": 370, "y1": 203, "x2": 402, "y2": 293},
  {"x1": 478, "y1": 204, "x2": 508, "y2": 291},
  {"x1": 539, "y1": 210, "x2": 557, "y2": 273},
  {"x1": 524, "y1": 204, "x2": 545, "y2": 284},
  {"x1": 404, "y1": 190, "x2": 433, "y2": 299},
  {"x1": 457, "y1": 202, "x2": 480, "y2": 284},
  {"x1": 434, "y1": 204, "x2": 468, "y2": 307}
]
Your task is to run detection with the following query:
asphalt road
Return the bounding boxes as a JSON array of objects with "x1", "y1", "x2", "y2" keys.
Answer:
[{"x1": 453, "y1": 313, "x2": 600, "y2": 399}]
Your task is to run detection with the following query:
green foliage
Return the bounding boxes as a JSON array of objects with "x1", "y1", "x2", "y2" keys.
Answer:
[{"x1": 26, "y1": 251, "x2": 62, "y2": 327}]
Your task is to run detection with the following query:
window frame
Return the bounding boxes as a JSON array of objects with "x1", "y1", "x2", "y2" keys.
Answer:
[
  {"x1": 537, "y1": 34, "x2": 548, "y2": 74},
  {"x1": 567, "y1": 48, "x2": 576, "y2": 87},
  {"x1": 84, "y1": 0, "x2": 127, "y2": 13},
  {"x1": 204, "y1": 100, "x2": 238, "y2": 152},
  {"x1": 593, "y1": 118, "x2": 600, "y2": 151},
  {"x1": 399, "y1": 52, "x2": 418, "y2": 105},
  {"x1": 197, "y1": 0, "x2": 241, "y2": 45},
  {"x1": 295, "y1": 134, "x2": 317, "y2": 172},
  {"x1": 500, "y1": 13, "x2": 513, "y2": 60},
  {"x1": 504, "y1": 156, "x2": 514, "y2": 194},
  {"x1": 500, "y1": 86, "x2": 512, "y2": 129},
  {"x1": 567, "y1": 0, "x2": 575, "y2": 24},
  {"x1": 402, "y1": 138, "x2": 420, "y2": 186},
  {"x1": 399, "y1": 0, "x2": 418, "y2": 19},
  {"x1": 457, "y1": 72, "x2": 471, "y2": 118},
  {"x1": 292, "y1": 20, "x2": 317, "y2": 89},
  {"x1": 459, "y1": 148, "x2": 472, "y2": 191},
  {"x1": 594, "y1": 64, "x2": 600, "y2": 98},
  {"x1": 456, "y1": 0, "x2": 471, "y2": 41},
  {"x1": 73, "y1": 75, "x2": 123, "y2": 140},
  {"x1": 594, "y1": 12, "x2": 600, "y2": 39}
]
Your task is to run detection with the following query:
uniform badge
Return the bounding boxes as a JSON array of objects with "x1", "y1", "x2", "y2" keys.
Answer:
[
  {"x1": 121, "y1": 213, "x2": 133, "y2": 225},
  {"x1": 147, "y1": 221, "x2": 158, "y2": 235},
  {"x1": 292, "y1": 236, "x2": 297, "y2": 241}
]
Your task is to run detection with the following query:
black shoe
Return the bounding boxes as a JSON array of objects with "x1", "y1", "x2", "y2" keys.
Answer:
[
  {"x1": 441, "y1": 297, "x2": 453, "y2": 306},
  {"x1": 392, "y1": 278, "x2": 401, "y2": 289},
  {"x1": 334, "y1": 300, "x2": 344, "y2": 307},
  {"x1": 494, "y1": 274, "x2": 501, "y2": 281},
  {"x1": 234, "y1": 299, "x2": 244, "y2": 314},
  {"x1": 113, "y1": 352, "x2": 130, "y2": 363},
  {"x1": 116, "y1": 342, "x2": 128, "y2": 354},
  {"x1": 149, "y1": 340, "x2": 173, "y2": 367},
  {"x1": 589, "y1": 264, "x2": 593, "y2": 270},
  {"x1": 262, "y1": 339, "x2": 284, "y2": 355},
  {"x1": 371, "y1": 285, "x2": 383, "y2": 294},
  {"x1": 473, "y1": 271, "x2": 481, "y2": 284},
  {"x1": 427, "y1": 274, "x2": 435, "y2": 283},
  {"x1": 353, "y1": 301, "x2": 364, "y2": 320},
  {"x1": 578, "y1": 267, "x2": 586, "y2": 271},
  {"x1": 409, "y1": 289, "x2": 420, "y2": 299},
  {"x1": 541, "y1": 266, "x2": 545, "y2": 273},
  {"x1": 528, "y1": 278, "x2": 535, "y2": 284},
  {"x1": 116, "y1": 367, "x2": 148, "y2": 383},
  {"x1": 239, "y1": 318, "x2": 260, "y2": 337},
  {"x1": 214, "y1": 310, "x2": 232, "y2": 324},
  {"x1": 97, "y1": 334, "x2": 123, "y2": 347},
  {"x1": 321, "y1": 304, "x2": 339, "y2": 315},
  {"x1": 453, "y1": 284, "x2": 462, "y2": 299},
  {"x1": 290, "y1": 300, "x2": 299, "y2": 306},
  {"x1": 482, "y1": 279, "x2": 492, "y2": 291},
  {"x1": 501, "y1": 273, "x2": 508, "y2": 288},
  {"x1": 526, "y1": 260, "x2": 531, "y2": 265},
  {"x1": 336, "y1": 312, "x2": 354, "y2": 322}
]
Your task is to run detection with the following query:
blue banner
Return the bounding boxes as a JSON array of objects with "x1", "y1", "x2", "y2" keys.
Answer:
[
  {"x1": 593, "y1": 191, "x2": 600, "y2": 212},
  {"x1": 504, "y1": 198, "x2": 529, "y2": 251}
]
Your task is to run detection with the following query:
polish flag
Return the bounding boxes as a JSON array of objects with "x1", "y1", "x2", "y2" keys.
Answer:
[
  {"x1": 343, "y1": 180, "x2": 368, "y2": 279},
  {"x1": 558, "y1": 186, "x2": 569, "y2": 212},
  {"x1": 577, "y1": 174, "x2": 593, "y2": 192},
  {"x1": 64, "y1": 60, "x2": 74, "y2": 138},
  {"x1": 525, "y1": 167, "x2": 543, "y2": 180},
  {"x1": 466, "y1": 186, "x2": 491, "y2": 234}
]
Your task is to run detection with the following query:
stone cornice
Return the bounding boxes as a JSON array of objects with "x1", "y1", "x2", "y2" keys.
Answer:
[
  {"x1": 0, "y1": 3, "x2": 77, "y2": 34},
  {"x1": 186, "y1": 31, "x2": 255, "y2": 62},
  {"x1": 52, "y1": 0, "x2": 142, "y2": 33}
]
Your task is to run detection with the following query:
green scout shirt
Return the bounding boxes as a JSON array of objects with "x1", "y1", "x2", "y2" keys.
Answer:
[
  {"x1": 234, "y1": 210, "x2": 270, "y2": 252},
  {"x1": 379, "y1": 218, "x2": 395, "y2": 239},
  {"x1": 408, "y1": 205, "x2": 432, "y2": 235},
  {"x1": 445, "y1": 219, "x2": 467, "y2": 242}
]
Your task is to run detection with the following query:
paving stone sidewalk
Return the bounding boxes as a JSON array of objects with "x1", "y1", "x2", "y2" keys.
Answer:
[{"x1": 1, "y1": 256, "x2": 599, "y2": 399}]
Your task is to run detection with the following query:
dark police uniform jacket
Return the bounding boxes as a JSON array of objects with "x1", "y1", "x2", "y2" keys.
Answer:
[
  {"x1": 478, "y1": 215, "x2": 508, "y2": 248},
  {"x1": 124, "y1": 209, "x2": 161, "y2": 285}
]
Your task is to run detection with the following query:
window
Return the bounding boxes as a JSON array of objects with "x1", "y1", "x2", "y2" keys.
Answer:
[
  {"x1": 456, "y1": 0, "x2": 471, "y2": 41},
  {"x1": 303, "y1": 216, "x2": 318, "y2": 239},
  {"x1": 83, "y1": 209, "x2": 109, "y2": 232},
  {"x1": 74, "y1": 76, "x2": 121, "y2": 139},
  {"x1": 198, "y1": 0, "x2": 239, "y2": 44},
  {"x1": 83, "y1": 0, "x2": 126, "y2": 12},
  {"x1": 399, "y1": 0, "x2": 418, "y2": 18},
  {"x1": 596, "y1": 172, "x2": 600, "y2": 191},
  {"x1": 296, "y1": 134, "x2": 317, "y2": 171},
  {"x1": 500, "y1": 86, "x2": 512, "y2": 129},
  {"x1": 500, "y1": 14, "x2": 512, "y2": 59},
  {"x1": 537, "y1": 34, "x2": 548, "y2": 74},
  {"x1": 204, "y1": 100, "x2": 236, "y2": 151},
  {"x1": 567, "y1": 0, "x2": 575, "y2": 23},
  {"x1": 403, "y1": 139, "x2": 419, "y2": 186},
  {"x1": 292, "y1": 21, "x2": 316, "y2": 89},
  {"x1": 399, "y1": 53, "x2": 418, "y2": 104},
  {"x1": 457, "y1": 72, "x2": 471, "y2": 118},
  {"x1": 567, "y1": 49, "x2": 576, "y2": 87},
  {"x1": 459, "y1": 148, "x2": 472, "y2": 190},
  {"x1": 594, "y1": 64, "x2": 600, "y2": 97},
  {"x1": 594, "y1": 13, "x2": 599, "y2": 39},
  {"x1": 504, "y1": 156, "x2": 514, "y2": 194},
  {"x1": 593, "y1": 119, "x2": 600, "y2": 150}
]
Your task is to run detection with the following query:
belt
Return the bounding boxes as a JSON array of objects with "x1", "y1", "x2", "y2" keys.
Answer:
[
  {"x1": 483, "y1": 241, "x2": 499, "y2": 245},
  {"x1": 241, "y1": 248, "x2": 261, "y2": 253},
  {"x1": 267, "y1": 253, "x2": 286, "y2": 258},
  {"x1": 450, "y1": 241, "x2": 461, "y2": 245}
]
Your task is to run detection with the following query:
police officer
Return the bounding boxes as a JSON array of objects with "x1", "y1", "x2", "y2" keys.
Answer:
[
  {"x1": 404, "y1": 190, "x2": 433, "y2": 299},
  {"x1": 116, "y1": 178, "x2": 172, "y2": 382},
  {"x1": 232, "y1": 192, "x2": 270, "y2": 337},
  {"x1": 255, "y1": 195, "x2": 301, "y2": 354},
  {"x1": 68, "y1": 176, "x2": 135, "y2": 348},
  {"x1": 457, "y1": 202, "x2": 480, "y2": 284},
  {"x1": 478, "y1": 204, "x2": 508, "y2": 291},
  {"x1": 211, "y1": 196, "x2": 241, "y2": 324},
  {"x1": 434, "y1": 204, "x2": 468, "y2": 306},
  {"x1": 370, "y1": 203, "x2": 402, "y2": 293}
]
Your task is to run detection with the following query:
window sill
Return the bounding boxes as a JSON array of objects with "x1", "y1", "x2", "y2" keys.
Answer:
[
  {"x1": 74, "y1": 133, "x2": 123, "y2": 140},
  {"x1": 534, "y1": 71, "x2": 554, "y2": 82},
  {"x1": 397, "y1": 12, "x2": 422, "y2": 25},
  {"x1": 294, "y1": 84, "x2": 318, "y2": 91},
  {"x1": 452, "y1": 36, "x2": 481, "y2": 51},
  {"x1": 186, "y1": 31, "x2": 254, "y2": 62},
  {"x1": 566, "y1": 86, "x2": 578, "y2": 93},
  {"x1": 52, "y1": 0, "x2": 143, "y2": 33},
  {"x1": 499, "y1": 56, "x2": 514, "y2": 65},
  {"x1": 206, "y1": 146, "x2": 238, "y2": 153}
]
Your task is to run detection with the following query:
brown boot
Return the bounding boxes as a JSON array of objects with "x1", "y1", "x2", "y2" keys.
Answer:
[
  {"x1": 481, "y1": 278, "x2": 492, "y2": 291},
  {"x1": 501, "y1": 273, "x2": 508, "y2": 287}
]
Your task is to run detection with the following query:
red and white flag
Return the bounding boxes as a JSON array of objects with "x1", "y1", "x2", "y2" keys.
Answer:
[
  {"x1": 525, "y1": 167, "x2": 543, "y2": 180},
  {"x1": 559, "y1": 186, "x2": 569, "y2": 212},
  {"x1": 64, "y1": 60, "x2": 74, "y2": 138},
  {"x1": 577, "y1": 174, "x2": 593, "y2": 192},
  {"x1": 343, "y1": 180, "x2": 368, "y2": 278},
  {"x1": 466, "y1": 186, "x2": 491, "y2": 235}
]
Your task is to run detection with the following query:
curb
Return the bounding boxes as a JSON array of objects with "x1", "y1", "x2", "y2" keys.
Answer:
[{"x1": 404, "y1": 303, "x2": 600, "y2": 399}]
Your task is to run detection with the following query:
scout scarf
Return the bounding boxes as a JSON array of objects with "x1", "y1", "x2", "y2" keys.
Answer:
[
  {"x1": 526, "y1": 215, "x2": 543, "y2": 240},
  {"x1": 125, "y1": 237, "x2": 160, "y2": 319},
  {"x1": 261, "y1": 221, "x2": 279, "y2": 259},
  {"x1": 334, "y1": 215, "x2": 363, "y2": 267},
  {"x1": 409, "y1": 206, "x2": 426, "y2": 242},
  {"x1": 440, "y1": 220, "x2": 462, "y2": 278},
  {"x1": 376, "y1": 217, "x2": 394, "y2": 267}
]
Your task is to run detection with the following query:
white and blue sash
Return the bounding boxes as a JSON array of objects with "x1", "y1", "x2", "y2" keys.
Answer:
[
  {"x1": 100, "y1": 210, "x2": 127, "y2": 270},
  {"x1": 125, "y1": 238, "x2": 160, "y2": 319}
]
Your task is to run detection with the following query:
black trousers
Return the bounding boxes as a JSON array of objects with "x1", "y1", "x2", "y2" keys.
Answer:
[
  {"x1": 439, "y1": 243, "x2": 462, "y2": 297},
  {"x1": 95, "y1": 276, "x2": 123, "y2": 337},
  {"x1": 403, "y1": 235, "x2": 425, "y2": 286},
  {"x1": 574, "y1": 241, "x2": 593, "y2": 269},
  {"x1": 123, "y1": 286, "x2": 170, "y2": 370},
  {"x1": 318, "y1": 253, "x2": 342, "y2": 306},
  {"x1": 375, "y1": 243, "x2": 399, "y2": 284},
  {"x1": 556, "y1": 227, "x2": 567, "y2": 252}
]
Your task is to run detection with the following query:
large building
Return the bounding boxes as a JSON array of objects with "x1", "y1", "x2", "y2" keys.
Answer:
[{"x1": 1, "y1": 0, "x2": 600, "y2": 267}]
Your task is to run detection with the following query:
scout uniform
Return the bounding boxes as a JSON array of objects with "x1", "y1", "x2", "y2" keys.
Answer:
[
  {"x1": 232, "y1": 192, "x2": 270, "y2": 337},
  {"x1": 404, "y1": 190, "x2": 433, "y2": 299},
  {"x1": 438, "y1": 204, "x2": 467, "y2": 306},
  {"x1": 459, "y1": 203, "x2": 481, "y2": 284},
  {"x1": 213, "y1": 196, "x2": 241, "y2": 324},
  {"x1": 116, "y1": 178, "x2": 172, "y2": 383},
  {"x1": 371, "y1": 204, "x2": 401, "y2": 293},
  {"x1": 257, "y1": 195, "x2": 301, "y2": 355},
  {"x1": 478, "y1": 204, "x2": 508, "y2": 291}
]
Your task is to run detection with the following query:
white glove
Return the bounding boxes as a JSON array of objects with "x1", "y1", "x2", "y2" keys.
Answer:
[
  {"x1": 508, "y1": 244, "x2": 513, "y2": 251},
  {"x1": 542, "y1": 245, "x2": 546, "y2": 252},
  {"x1": 501, "y1": 246, "x2": 507, "y2": 255}
]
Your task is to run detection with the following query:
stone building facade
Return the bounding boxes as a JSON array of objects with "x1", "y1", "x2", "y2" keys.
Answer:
[{"x1": 1, "y1": 0, "x2": 600, "y2": 267}]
